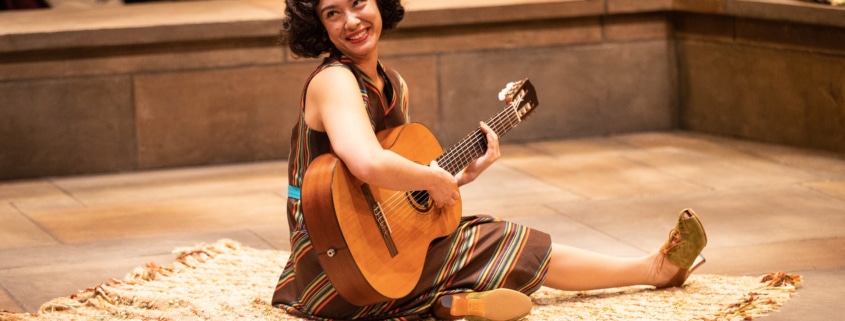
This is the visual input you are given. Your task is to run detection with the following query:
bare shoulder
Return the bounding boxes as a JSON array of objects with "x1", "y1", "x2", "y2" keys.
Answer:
[
  {"x1": 306, "y1": 64, "x2": 362, "y2": 115},
  {"x1": 308, "y1": 64, "x2": 359, "y2": 96},
  {"x1": 305, "y1": 64, "x2": 366, "y2": 132}
]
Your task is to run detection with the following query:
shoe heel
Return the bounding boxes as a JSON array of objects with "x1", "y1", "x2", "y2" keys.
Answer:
[{"x1": 690, "y1": 254, "x2": 706, "y2": 273}]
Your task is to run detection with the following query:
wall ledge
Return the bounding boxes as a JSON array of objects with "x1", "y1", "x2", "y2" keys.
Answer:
[{"x1": 1, "y1": 0, "x2": 843, "y2": 54}]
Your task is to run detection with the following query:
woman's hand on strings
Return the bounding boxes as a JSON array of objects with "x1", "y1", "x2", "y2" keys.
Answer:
[
  {"x1": 428, "y1": 160, "x2": 459, "y2": 208},
  {"x1": 456, "y1": 121, "x2": 500, "y2": 186}
]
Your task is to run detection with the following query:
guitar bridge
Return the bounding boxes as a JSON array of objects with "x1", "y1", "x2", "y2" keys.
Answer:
[{"x1": 361, "y1": 184, "x2": 399, "y2": 257}]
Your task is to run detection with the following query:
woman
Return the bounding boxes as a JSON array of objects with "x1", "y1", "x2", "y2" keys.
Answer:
[{"x1": 272, "y1": 0, "x2": 707, "y2": 320}]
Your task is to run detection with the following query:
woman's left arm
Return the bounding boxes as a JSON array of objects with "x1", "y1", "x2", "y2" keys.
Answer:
[{"x1": 456, "y1": 121, "x2": 500, "y2": 186}]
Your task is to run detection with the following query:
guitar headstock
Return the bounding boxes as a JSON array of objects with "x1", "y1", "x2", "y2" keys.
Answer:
[{"x1": 498, "y1": 78, "x2": 539, "y2": 121}]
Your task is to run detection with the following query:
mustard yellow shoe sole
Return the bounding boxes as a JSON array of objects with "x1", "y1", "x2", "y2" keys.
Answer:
[{"x1": 436, "y1": 288, "x2": 532, "y2": 321}]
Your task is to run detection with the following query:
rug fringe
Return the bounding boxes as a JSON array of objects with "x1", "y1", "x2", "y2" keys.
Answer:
[
  {"x1": 706, "y1": 272, "x2": 802, "y2": 321},
  {"x1": 2, "y1": 240, "x2": 803, "y2": 321},
  {"x1": 37, "y1": 239, "x2": 244, "y2": 315}
]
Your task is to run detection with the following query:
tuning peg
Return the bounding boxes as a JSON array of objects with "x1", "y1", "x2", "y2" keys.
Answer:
[{"x1": 498, "y1": 81, "x2": 517, "y2": 101}]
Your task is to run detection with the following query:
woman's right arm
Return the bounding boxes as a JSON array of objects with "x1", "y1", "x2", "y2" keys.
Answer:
[{"x1": 304, "y1": 67, "x2": 459, "y2": 207}]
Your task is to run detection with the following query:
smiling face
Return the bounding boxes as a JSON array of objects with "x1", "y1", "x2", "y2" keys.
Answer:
[{"x1": 317, "y1": 0, "x2": 383, "y2": 62}]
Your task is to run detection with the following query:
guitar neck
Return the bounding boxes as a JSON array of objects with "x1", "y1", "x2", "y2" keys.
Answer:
[{"x1": 435, "y1": 106, "x2": 523, "y2": 176}]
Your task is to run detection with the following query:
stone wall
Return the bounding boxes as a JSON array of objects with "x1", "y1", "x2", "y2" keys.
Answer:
[
  {"x1": 675, "y1": 12, "x2": 845, "y2": 153},
  {"x1": 0, "y1": 1, "x2": 291, "y2": 179},
  {"x1": 1, "y1": 0, "x2": 843, "y2": 180}
]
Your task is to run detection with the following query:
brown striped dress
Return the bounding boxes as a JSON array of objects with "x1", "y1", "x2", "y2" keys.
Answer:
[{"x1": 272, "y1": 55, "x2": 552, "y2": 320}]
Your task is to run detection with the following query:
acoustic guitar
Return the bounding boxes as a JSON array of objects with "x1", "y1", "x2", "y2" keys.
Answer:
[{"x1": 301, "y1": 79, "x2": 540, "y2": 306}]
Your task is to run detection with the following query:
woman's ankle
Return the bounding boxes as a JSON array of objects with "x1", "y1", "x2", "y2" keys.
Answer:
[{"x1": 647, "y1": 251, "x2": 682, "y2": 287}]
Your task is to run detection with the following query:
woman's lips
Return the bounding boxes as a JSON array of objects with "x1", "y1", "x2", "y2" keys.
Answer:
[{"x1": 347, "y1": 28, "x2": 369, "y2": 44}]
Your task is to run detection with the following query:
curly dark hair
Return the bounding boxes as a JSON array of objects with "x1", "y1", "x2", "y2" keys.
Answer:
[{"x1": 281, "y1": 0, "x2": 405, "y2": 58}]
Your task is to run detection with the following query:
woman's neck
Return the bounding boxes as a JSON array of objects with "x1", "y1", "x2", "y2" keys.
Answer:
[
  {"x1": 350, "y1": 55, "x2": 382, "y2": 91},
  {"x1": 354, "y1": 59, "x2": 379, "y2": 82},
  {"x1": 343, "y1": 45, "x2": 380, "y2": 82}
]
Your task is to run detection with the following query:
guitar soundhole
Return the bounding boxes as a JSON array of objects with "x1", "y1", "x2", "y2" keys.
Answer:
[{"x1": 405, "y1": 190, "x2": 433, "y2": 212}]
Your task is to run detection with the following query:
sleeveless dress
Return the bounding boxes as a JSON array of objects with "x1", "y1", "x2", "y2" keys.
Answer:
[{"x1": 272, "y1": 55, "x2": 553, "y2": 320}]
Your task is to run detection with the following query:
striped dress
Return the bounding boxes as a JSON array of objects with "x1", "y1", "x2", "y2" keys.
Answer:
[{"x1": 272, "y1": 55, "x2": 552, "y2": 320}]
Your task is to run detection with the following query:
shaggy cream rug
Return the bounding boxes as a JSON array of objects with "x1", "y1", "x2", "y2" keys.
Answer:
[{"x1": 0, "y1": 239, "x2": 802, "y2": 321}]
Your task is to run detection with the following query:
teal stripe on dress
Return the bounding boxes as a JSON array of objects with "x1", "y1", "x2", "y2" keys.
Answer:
[{"x1": 288, "y1": 185, "x2": 301, "y2": 200}]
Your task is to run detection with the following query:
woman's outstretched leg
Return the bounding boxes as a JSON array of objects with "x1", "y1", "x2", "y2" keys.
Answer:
[
  {"x1": 543, "y1": 209, "x2": 707, "y2": 291},
  {"x1": 543, "y1": 244, "x2": 678, "y2": 291}
]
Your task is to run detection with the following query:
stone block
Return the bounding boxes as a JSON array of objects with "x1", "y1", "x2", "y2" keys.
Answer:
[
  {"x1": 0, "y1": 179, "x2": 84, "y2": 214},
  {"x1": 678, "y1": 41, "x2": 845, "y2": 153},
  {"x1": 729, "y1": 0, "x2": 845, "y2": 29},
  {"x1": 0, "y1": 230, "x2": 276, "y2": 312},
  {"x1": 0, "y1": 44, "x2": 285, "y2": 82},
  {"x1": 736, "y1": 18, "x2": 845, "y2": 54},
  {"x1": 382, "y1": 18, "x2": 603, "y2": 56},
  {"x1": 502, "y1": 143, "x2": 706, "y2": 200},
  {"x1": 401, "y1": 0, "x2": 605, "y2": 28},
  {"x1": 437, "y1": 41, "x2": 676, "y2": 145},
  {"x1": 381, "y1": 55, "x2": 440, "y2": 134},
  {"x1": 673, "y1": 0, "x2": 728, "y2": 13},
  {"x1": 27, "y1": 194, "x2": 286, "y2": 243},
  {"x1": 133, "y1": 64, "x2": 309, "y2": 169},
  {"x1": 0, "y1": 287, "x2": 21, "y2": 313},
  {"x1": 549, "y1": 184, "x2": 845, "y2": 250},
  {"x1": 672, "y1": 12, "x2": 736, "y2": 42},
  {"x1": 0, "y1": 1, "x2": 282, "y2": 52},
  {"x1": 0, "y1": 203, "x2": 56, "y2": 250},
  {"x1": 0, "y1": 76, "x2": 135, "y2": 180},
  {"x1": 604, "y1": 13, "x2": 671, "y2": 41},
  {"x1": 49, "y1": 161, "x2": 286, "y2": 207},
  {"x1": 607, "y1": 0, "x2": 673, "y2": 14}
]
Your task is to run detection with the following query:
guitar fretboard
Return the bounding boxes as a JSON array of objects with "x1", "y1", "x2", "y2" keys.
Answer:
[{"x1": 436, "y1": 103, "x2": 525, "y2": 176}]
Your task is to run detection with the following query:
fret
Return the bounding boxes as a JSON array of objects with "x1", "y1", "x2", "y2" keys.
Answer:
[{"x1": 434, "y1": 79, "x2": 538, "y2": 177}]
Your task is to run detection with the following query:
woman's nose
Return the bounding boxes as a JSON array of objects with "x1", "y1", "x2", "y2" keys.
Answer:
[{"x1": 345, "y1": 13, "x2": 360, "y2": 29}]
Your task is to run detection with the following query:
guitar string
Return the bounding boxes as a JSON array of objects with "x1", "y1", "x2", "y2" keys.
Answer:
[
  {"x1": 375, "y1": 97, "x2": 524, "y2": 216},
  {"x1": 375, "y1": 102, "x2": 517, "y2": 213},
  {"x1": 372, "y1": 98, "x2": 525, "y2": 222},
  {"x1": 374, "y1": 114, "x2": 515, "y2": 221}
]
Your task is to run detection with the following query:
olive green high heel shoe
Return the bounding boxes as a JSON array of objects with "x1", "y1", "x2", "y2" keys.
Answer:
[{"x1": 656, "y1": 208, "x2": 708, "y2": 289}]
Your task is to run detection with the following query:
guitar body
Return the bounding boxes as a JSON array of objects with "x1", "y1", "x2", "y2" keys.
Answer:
[
  {"x1": 301, "y1": 78, "x2": 539, "y2": 307},
  {"x1": 302, "y1": 123, "x2": 462, "y2": 306}
]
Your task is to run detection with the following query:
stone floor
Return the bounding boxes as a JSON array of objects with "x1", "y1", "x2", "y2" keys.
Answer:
[{"x1": 1, "y1": 131, "x2": 844, "y2": 320}]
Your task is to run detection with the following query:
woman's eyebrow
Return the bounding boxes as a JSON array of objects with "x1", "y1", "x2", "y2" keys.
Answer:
[{"x1": 318, "y1": 4, "x2": 337, "y2": 16}]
